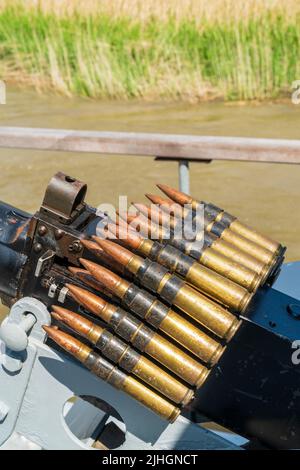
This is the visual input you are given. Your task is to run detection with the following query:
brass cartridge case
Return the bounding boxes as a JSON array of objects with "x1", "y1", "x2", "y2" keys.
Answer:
[
  {"x1": 204, "y1": 201, "x2": 282, "y2": 256},
  {"x1": 43, "y1": 326, "x2": 180, "y2": 422},
  {"x1": 156, "y1": 185, "x2": 282, "y2": 258},
  {"x1": 171, "y1": 280, "x2": 240, "y2": 339},
  {"x1": 138, "y1": 207, "x2": 264, "y2": 289},
  {"x1": 86, "y1": 246, "x2": 240, "y2": 341},
  {"x1": 126, "y1": 256, "x2": 240, "y2": 339},
  {"x1": 66, "y1": 284, "x2": 211, "y2": 385},
  {"x1": 208, "y1": 237, "x2": 271, "y2": 281},
  {"x1": 206, "y1": 219, "x2": 276, "y2": 267},
  {"x1": 176, "y1": 227, "x2": 270, "y2": 280},
  {"x1": 107, "y1": 305, "x2": 211, "y2": 387},
  {"x1": 77, "y1": 261, "x2": 225, "y2": 363},
  {"x1": 139, "y1": 239, "x2": 254, "y2": 309},
  {"x1": 144, "y1": 333, "x2": 209, "y2": 387},
  {"x1": 131, "y1": 356, "x2": 193, "y2": 404},
  {"x1": 154, "y1": 272, "x2": 240, "y2": 340},
  {"x1": 176, "y1": 214, "x2": 274, "y2": 279},
  {"x1": 119, "y1": 281, "x2": 225, "y2": 361},
  {"x1": 196, "y1": 245, "x2": 260, "y2": 292},
  {"x1": 228, "y1": 219, "x2": 282, "y2": 255},
  {"x1": 155, "y1": 186, "x2": 279, "y2": 269},
  {"x1": 52, "y1": 307, "x2": 193, "y2": 405},
  {"x1": 184, "y1": 261, "x2": 252, "y2": 311},
  {"x1": 87, "y1": 354, "x2": 180, "y2": 421},
  {"x1": 121, "y1": 375, "x2": 180, "y2": 422}
]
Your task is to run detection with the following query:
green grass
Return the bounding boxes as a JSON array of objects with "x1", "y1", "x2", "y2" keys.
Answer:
[{"x1": 0, "y1": 4, "x2": 299, "y2": 101}]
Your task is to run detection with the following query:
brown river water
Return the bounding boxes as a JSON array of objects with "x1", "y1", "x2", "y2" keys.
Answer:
[{"x1": 0, "y1": 89, "x2": 299, "y2": 319}]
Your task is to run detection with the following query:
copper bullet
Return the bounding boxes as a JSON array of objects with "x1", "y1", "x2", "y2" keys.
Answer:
[
  {"x1": 128, "y1": 212, "x2": 163, "y2": 239},
  {"x1": 156, "y1": 184, "x2": 193, "y2": 207},
  {"x1": 94, "y1": 235, "x2": 253, "y2": 313},
  {"x1": 133, "y1": 202, "x2": 177, "y2": 229},
  {"x1": 125, "y1": 212, "x2": 167, "y2": 240},
  {"x1": 80, "y1": 251, "x2": 239, "y2": 341},
  {"x1": 43, "y1": 325, "x2": 180, "y2": 422},
  {"x1": 90, "y1": 241, "x2": 241, "y2": 338},
  {"x1": 64, "y1": 283, "x2": 210, "y2": 386},
  {"x1": 51, "y1": 307, "x2": 194, "y2": 405},
  {"x1": 81, "y1": 239, "x2": 125, "y2": 275},
  {"x1": 73, "y1": 260, "x2": 225, "y2": 360},
  {"x1": 106, "y1": 221, "x2": 261, "y2": 295},
  {"x1": 68, "y1": 266, "x2": 114, "y2": 298},
  {"x1": 145, "y1": 193, "x2": 184, "y2": 217}
]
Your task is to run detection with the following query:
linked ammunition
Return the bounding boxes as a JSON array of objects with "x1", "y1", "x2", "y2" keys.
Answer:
[
  {"x1": 157, "y1": 184, "x2": 282, "y2": 262},
  {"x1": 146, "y1": 194, "x2": 272, "y2": 280},
  {"x1": 99, "y1": 226, "x2": 254, "y2": 310},
  {"x1": 51, "y1": 307, "x2": 194, "y2": 405},
  {"x1": 133, "y1": 202, "x2": 175, "y2": 229},
  {"x1": 120, "y1": 210, "x2": 261, "y2": 292},
  {"x1": 145, "y1": 193, "x2": 186, "y2": 219},
  {"x1": 72, "y1": 260, "x2": 226, "y2": 360},
  {"x1": 66, "y1": 282, "x2": 210, "y2": 386},
  {"x1": 43, "y1": 326, "x2": 180, "y2": 422},
  {"x1": 81, "y1": 239, "x2": 126, "y2": 276},
  {"x1": 205, "y1": 217, "x2": 277, "y2": 267},
  {"x1": 69, "y1": 267, "x2": 114, "y2": 299},
  {"x1": 125, "y1": 212, "x2": 165, "y2": 240},
  {"x1": 81, "y1": 249, "x2": 240, "y2": 341},
  {"x1": 148, "y1": 192, "x2": 276, "y2": 268}
]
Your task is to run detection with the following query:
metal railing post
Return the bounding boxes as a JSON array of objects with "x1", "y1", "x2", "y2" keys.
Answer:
[{"x1": 178, "y1": 160, "x2": 190, "y2": 194}]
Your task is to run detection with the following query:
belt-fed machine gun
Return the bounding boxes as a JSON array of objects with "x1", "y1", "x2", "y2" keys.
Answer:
[{"x1": 0, "y1": 172, "x2": 299, "y2": 450}]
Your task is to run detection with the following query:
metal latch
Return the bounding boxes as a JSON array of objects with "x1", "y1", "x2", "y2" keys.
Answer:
[{"x1": 35, "y1": 250, "x2": 55, "y2": 277}]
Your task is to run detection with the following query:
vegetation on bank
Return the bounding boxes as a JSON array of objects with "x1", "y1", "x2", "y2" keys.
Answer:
[{"x1": 0, "y1": 0, "x2": 299, "y2": 101}]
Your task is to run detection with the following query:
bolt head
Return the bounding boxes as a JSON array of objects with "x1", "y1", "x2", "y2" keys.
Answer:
[
  {"x1": 287, "y1": 304, "x2": 300, "y2": 319},
  {"x1": 69, "y1": 240, "x2": 82, "y2": 253},
  {"x1": 54, "y1": 229, "x2": 64, "y2": 240},
  {"x1": 33, "y1": 243, "x2": 42, "y2": 253},
  {"x1": 38, "y1": 225, "x2": 47, "y2": 236}
]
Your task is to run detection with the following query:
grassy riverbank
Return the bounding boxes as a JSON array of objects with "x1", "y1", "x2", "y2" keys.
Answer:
[{"x1": 0, "y1": 0, "x2": 299, "y2": 101}]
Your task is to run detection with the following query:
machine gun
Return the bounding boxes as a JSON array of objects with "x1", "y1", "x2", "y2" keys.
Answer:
[{"x1": 0, "y1": 171, "x2": 299, "y2": 450}]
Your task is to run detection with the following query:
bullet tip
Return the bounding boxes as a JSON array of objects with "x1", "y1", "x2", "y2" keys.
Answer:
[
  {"x1": 42, "y1": 324, "x2": 84, "y2": 356},
  {"x1": 81, "y1": 238, "x2": 93, "y2": 248},
  {"x1": 93, "y1": 239, "x2": 135, "y2": 267},
  {"x1": 68, "y1": 266, "x2": 80, "y2": 275},
  {"x1": 51, "y1": 311, "x2": 63, "y2": 321},
  {"x1": 52, "y1": 304, "x2": 63, "y2": 313},
  {"x1": 156, "y1": 183, "x2": 192, "y2": 205},
  {"x1": 79, "y1": 258, "x2": 91, "y2": 270},
  {"x1": 42, "y1": 324, "x2": 51, "y2": 334},
  {"x1": 145, "y1": 193, "x2": 167, "y2": 205}
]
